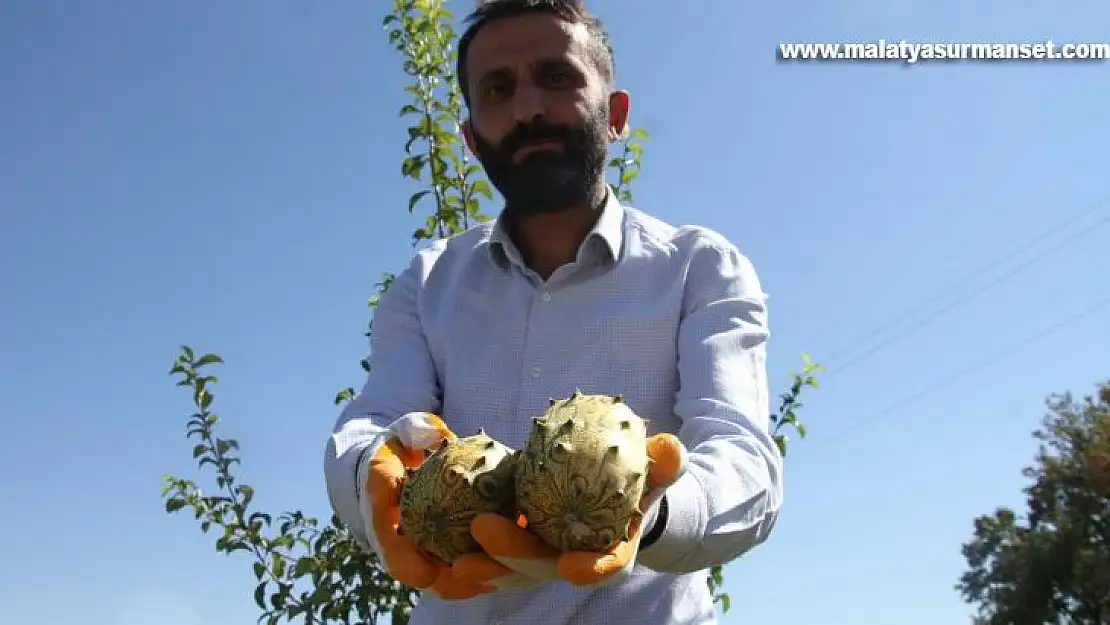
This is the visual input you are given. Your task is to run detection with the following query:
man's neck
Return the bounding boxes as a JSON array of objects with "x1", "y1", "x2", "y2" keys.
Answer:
[{"x1": 508, "y1": 188, "x2": 608, "y2": 280}]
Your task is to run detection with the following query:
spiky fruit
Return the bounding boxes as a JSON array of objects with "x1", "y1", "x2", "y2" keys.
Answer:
[
  {"x1": 514, "y1": 391, "x2": 649, "y2": 553},
  {"x1": 398, "y1": 429, "x2": 517, "y2": 563}
]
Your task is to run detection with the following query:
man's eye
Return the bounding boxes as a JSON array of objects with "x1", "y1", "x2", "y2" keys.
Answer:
[{"x1": 484, "y1": 83, "x2": 508, "y2": 98}]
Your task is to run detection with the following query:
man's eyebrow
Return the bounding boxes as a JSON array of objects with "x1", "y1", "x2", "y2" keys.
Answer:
[
  {"x1": 475, "y1": 55, "x2": 584, "y2": 80},
  {"x1": 536, "y1": 57, "x2": 584, "y2": 72},
  {"x1": 475, "y1": 65, "x2": 512, "y2": 83}
]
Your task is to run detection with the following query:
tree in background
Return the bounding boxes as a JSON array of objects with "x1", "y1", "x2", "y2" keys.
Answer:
[
  {"x1": 956, "y1": 379, "x2": 1110, "y2": 624},
  {"x1": 161, "y1": 2, "x2": 822, "y2": 623}
]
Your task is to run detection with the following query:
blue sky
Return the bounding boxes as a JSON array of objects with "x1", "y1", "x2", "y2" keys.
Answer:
[{"x1": 1, "y1": 0, "x2": 1108, "y2": 623}]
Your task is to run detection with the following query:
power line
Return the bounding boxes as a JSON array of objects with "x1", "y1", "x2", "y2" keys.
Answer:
[
  {"x1": 804, "y1": 291, "x2": 1110, "y2": 452},
  {"x1": 820, "y1": 194, "x2": 1110, "y2": 377},
  {"x1": 824, "y1": 209, "x2": 1110, "y2": 378}
]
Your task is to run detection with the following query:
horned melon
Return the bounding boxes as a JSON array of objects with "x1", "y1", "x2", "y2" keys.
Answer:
[
  {"x1": 514, "y1": 390, "x2": 650, "y2": 552},
  {"x1": 398, "y1": 429, "x2": 517, "y2": 563}
]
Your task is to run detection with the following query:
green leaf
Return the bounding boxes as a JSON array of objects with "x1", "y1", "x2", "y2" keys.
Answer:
[
  {"x1": 471, "y1": 179, "x2": 493, "y2": 200},
  {"x1": 239, "y1": 484, "x2": 255, "y2": 507},
  {"x1": 408, "y1": 190, "x2": 430, "y2": 212},
  {"x1": 311, "y1": 582, "x2": 331, "y2": 604},
  {"x1": 254, "y1": 583, "x2": 266, "y2": 610},
  {"x1": 294, "y1": 557, "x2": 316, "y2": 577}
]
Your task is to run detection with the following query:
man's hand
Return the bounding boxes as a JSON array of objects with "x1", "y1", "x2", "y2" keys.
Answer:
[
  {"x1": 361, "y1": 413, "x2": 497, "y2": 600},
  {"x1": 452, "y1": 433, "x2": 688, "y2": 589}
]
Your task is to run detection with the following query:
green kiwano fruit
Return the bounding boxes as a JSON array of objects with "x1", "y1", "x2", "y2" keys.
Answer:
[
  {"x1": 398, "y1": 429, "x2": 517, "y2": 563},
  {"x1": 514, "y1": 390, "x2": 650, "y2": 553}
]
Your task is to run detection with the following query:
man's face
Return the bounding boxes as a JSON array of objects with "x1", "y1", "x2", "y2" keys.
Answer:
[{"x1": 461, "y1": 13, "x2": 629, "y2": 217}]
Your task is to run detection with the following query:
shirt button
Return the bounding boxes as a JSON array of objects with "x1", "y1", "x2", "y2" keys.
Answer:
[
  {"x1": 530, "y1": 366, "x2": 542, "y2": 378},
  {"x1": 540, "y1": 292, "x2": 552, "y2": 303}
]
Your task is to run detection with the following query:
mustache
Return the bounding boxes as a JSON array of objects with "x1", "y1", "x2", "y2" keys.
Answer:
[{"x1": 498, "y1": 121, "x2": 573, "y2": 155}]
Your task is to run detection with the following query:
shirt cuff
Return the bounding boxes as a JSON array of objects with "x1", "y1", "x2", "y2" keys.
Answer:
[
  {"x1": 636, "y1": 469, "x2": 707, "y2": 572},
  {"x1": 638, "y1": 494, "x2": 668, "y2": 550},
  {"x1": 325, "y1": 419, "x2": 392, "y2": 554}
]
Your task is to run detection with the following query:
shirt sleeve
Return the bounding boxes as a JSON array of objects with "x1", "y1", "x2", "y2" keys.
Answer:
[
  {"x1": 323, "y1": 249, "x2": 443, "y2": 550},
  {"x1": 636, "y1": 235, "x2": 784, "y2": 574}
]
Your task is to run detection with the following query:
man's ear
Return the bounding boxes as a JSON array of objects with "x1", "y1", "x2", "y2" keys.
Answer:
[
  {"x1": 607, "y1": 90, "x2": 631, "y2": 141},
  {"x1": 461, "y1": 119, "x2": 477, "y2": 154}
]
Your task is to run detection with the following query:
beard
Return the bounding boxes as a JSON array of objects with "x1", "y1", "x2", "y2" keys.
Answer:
[{"x1": 470, "y1": 105, "x2": 611, "y2": 218}]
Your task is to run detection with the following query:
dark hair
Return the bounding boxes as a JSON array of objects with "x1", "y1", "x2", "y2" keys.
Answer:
[{"x1": 455, "y1": 0, "x2": 615, "y2": 107}]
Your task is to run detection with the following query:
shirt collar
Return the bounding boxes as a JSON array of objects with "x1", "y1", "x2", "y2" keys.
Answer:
[{"x1": 487, "y1": 186, "x2": 625, "y2": 270}]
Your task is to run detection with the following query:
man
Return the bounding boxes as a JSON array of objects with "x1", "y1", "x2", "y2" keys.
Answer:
[{"x1": 324, "y1": 1, "x2": 784, "y2": 623}]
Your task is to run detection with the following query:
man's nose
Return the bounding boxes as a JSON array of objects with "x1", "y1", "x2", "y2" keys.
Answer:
[{"x1": 511, "y1": 82, "x2": 546, "y2": 124}]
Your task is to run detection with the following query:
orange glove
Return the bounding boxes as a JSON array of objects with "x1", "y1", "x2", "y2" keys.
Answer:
[
  {"x1": 452, "y1": 433, "x2": 688, "y2": 590},
  {"x1": 361, "y1": 413, "x2": 497, "y2": 600}
]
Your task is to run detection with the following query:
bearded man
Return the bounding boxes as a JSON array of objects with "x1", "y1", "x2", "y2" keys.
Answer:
[{"x1": 324, "y1": 1, "x2": 784, "y2": 623}]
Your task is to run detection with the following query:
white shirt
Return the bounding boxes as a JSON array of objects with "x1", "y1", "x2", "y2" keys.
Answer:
[{"x1": 325, "y1": 188, "x2": 784, "y2": 624}]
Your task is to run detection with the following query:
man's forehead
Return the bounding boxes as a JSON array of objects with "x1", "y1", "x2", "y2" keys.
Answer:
[{"x1": 466, "y1": 13, "x2": 592, "y2": 75}]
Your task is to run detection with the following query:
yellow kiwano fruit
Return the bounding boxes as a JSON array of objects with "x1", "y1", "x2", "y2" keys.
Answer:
[
  {"x1": 514, "y1": 391, "x2": 649, "y2": 553},
  {"x1": 398, "y1": 429, "x2": 517, "y2": 563}
]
